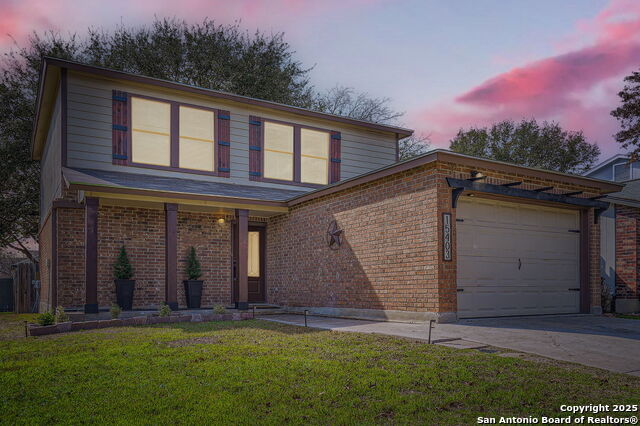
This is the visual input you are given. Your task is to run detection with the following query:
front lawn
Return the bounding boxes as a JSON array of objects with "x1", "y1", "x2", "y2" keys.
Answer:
[
  {"x1": 616, "y1": 313, "x2": 640, "y2": 320},
  {"x1": 0, "y1": 314, "x2": 638, "y2": 424}
]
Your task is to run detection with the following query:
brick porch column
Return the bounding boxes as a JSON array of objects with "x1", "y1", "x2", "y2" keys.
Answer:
[
  {"x1": 235, "y1": 209, "x2": 249, "y2": 310},
  {"x1": 165, "y1": 203, "x2": 179, "y2": 310},
  {"x1": 84, "y1": 197, "x2": 99, "y2": 313},
  {"x1": 164, "y1": 203, "x2": 178, "y2": 310}
]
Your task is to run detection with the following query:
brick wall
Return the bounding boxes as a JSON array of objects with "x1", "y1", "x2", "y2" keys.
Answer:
[
  {"x1": 177, "y1": 212, "x2": 232, "y2": 308},
  {"x1": 97, "y1": 204, "x2": 165, "y2": 309},
  {"x1": 38, "y1": 214, "x2": 52, "y2": 312},
  {"x1": 588, "y1": 209, "x2": 602, "y2": 312},
  {"x1": 615, "y1": 205, "x2": 639, "y2": 300},
  {"x1": 266, "y1": 160, "x2": 605, "y2": 317},
  {"x1": 55, "y1": 202, "x2": 234, "y2": 310},
  {"x1": 50, "y1": 159, "x2": 607, "y2": 317},
  {"x1": 57, "y1": 207, "x2": 85, "y2": 308},
  {"x1": 267, "y1": 164, "x2": 444, "y2": 313}
]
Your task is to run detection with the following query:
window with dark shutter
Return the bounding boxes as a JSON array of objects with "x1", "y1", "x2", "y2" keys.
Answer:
[
  {"x1": 112, "y1": 90, "x2": 128, "y2": 165},
  {"x1": 250, "y1": 116, "x2": 340, "y2": 186},
  {"x1": 217, "y1": 110, "x2": 231, "y2": 177},
  {"x1": 329, "y1": 131, "x2": 341, "y2": 184},
  {"x1": 249, "y1": 116, "x2": 263, "y2": 180}
]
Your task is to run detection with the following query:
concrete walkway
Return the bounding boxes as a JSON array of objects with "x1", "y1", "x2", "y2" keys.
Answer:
[{"x1": 261, "y1": 314, "x2": 640, "y2": 376}]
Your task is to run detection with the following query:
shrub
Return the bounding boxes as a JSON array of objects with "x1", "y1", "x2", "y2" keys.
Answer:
[
  {"x1": 54, "y1": 306, "x2": 69, "y2": 323},
  {"x1": 113, "y1": 246, "x2": 133, "y2": 280},
  {"x1": 110, "y1": 304, "x2": 122, "y2": 319},
  {"x1": 186, "y1": 246, "x2": 202, "y2": 280},
  {"x1": 213, "y1": 304, "x2": 226, "y2": 314},
  {"x1": 36, "y1": 311, "x2": 55, "y2": 326},
  {"x1": 159, "y1": 303, "x2": 172, "y2": 317}
]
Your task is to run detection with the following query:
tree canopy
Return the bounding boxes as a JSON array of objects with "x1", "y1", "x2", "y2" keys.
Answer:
[
  {"x1": 312, "y1": 86, "x2": 430, "y2": 160},
  {"x1": 449, "y1": 119, "x2": 601, "y2": 174},
  {"x1": 0, "y1": 19, "x2": 315, "y2": 260},
  {"x1": 611, "y1": 69, "x2": 640, "y2": 157},
  {"x1": 1, "y1": 18, "x2": 427, "y2": 259}
]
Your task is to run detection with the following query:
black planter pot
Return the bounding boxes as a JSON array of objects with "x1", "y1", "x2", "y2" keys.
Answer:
[
  {"x1": 184, "y1": 280, "x2": 203, "y2": 309},
  {"x1": 115, "y1": 279, "x2": 135, "y2": 310}
]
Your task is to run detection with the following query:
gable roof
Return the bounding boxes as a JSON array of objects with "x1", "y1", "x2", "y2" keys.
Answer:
[
  {"x1": 31, "y1": 57, "x2": 414, "y2": 159},
  {"x1": 584, "y1": 154, "x2": 629, "y2": 176}
]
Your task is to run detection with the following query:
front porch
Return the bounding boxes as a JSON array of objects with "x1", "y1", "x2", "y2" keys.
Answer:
[{"x1": 52, "y1": 167, "x2": 299, "y2": 313}]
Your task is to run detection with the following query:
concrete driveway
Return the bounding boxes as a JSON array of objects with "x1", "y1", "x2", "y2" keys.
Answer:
[{"x1": 262, "y1": 314, "x2": 640, "y2": 376}]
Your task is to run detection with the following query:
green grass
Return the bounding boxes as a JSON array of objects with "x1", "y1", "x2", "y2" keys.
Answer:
[
  {"x1": 0, "y1": 313, "x2": 37, "y2": 340},
  {"x1": 0, "y1": 313, "x2": 638, "y2": 424},
  {"x1": 616, "y1": 314, "x2": 640, "y2": 320}
]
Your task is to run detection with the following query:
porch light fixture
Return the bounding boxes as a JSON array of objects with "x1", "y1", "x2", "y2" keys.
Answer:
[
  {"x1": 469, "y1": 170, "x2": 486, "y2": 181},
  {"x1": 217, "y1": 218, "x2": 225, "y2": 225}
]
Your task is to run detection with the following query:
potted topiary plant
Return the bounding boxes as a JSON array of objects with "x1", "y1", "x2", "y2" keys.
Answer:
[
  {"x1": 114, "y1": 246, "x2": 135, "y2": 310},
  {"x1": 184, "y1": 246, "x2": 203, "y2": 309}
]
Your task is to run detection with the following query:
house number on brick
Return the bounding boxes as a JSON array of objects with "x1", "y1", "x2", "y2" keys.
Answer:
[
  {"x1": 443, "y1": 213, "x2": 452, "y2": 261},
  {"x1": 326, "y1": 220, "x2": 343, "y2": 250}
]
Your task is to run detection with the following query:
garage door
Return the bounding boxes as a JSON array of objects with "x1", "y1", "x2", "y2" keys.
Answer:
[{"x1": 457, "y1": 197, "x2": 581, "y2": 318}]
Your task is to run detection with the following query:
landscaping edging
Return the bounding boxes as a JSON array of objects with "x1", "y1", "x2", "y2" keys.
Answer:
[{"x1": 28, "y1": 312, "x2": 253, "y2": 337}]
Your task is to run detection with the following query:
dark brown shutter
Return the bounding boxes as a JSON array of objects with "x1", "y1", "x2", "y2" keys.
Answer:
[
  {"x1": 217, "y1": 110, "x2": 231, "y2": 177},
  {"x1": 112, "y1": 90, "x2": 128, "y2": 165},
  {"x1": 249, "y1": 116, "x2": 262, "y2": 180},
  {"x1": 329, "y1": 131, "x2": 341, "y2": 183}
]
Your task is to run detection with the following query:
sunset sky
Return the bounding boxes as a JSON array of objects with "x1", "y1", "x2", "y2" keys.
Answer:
[{"x1": 1, "y1": 0, "x2": 638, "y2": 159}]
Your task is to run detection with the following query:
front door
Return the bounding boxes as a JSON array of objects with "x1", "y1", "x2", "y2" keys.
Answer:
[{"x1": 247, "y1": 226, "x2": 265, "y2": 302}]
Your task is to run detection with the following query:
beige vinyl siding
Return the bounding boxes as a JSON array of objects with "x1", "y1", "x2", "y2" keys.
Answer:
[
  {"x1": 66, "y1": 71, "x2": 398, "y2": 190},
  {"x1": 40, "y1": 89, "x2": 62, "y2": 224}
]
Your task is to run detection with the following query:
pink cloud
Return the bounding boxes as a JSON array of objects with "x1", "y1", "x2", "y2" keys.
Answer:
[
  {"x1": 412, "y1": 0, "x2": 640, "y2": 158},
  {"x1": 0, "y1": 0, "x2": 381, "y2": 51}
]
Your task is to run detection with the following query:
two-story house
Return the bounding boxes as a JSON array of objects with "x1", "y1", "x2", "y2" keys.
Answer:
[
  {"x1": 585, "y1": 155, "x2": 640, "y2": 313},
  {"x1": 34, "y1": 57, "x2": 622, "y2": 322}
]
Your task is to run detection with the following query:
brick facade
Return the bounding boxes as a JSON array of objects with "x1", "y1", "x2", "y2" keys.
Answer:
[
  {"x1": 177, "y1": 211, "x2": 232, "y2": 308},
  {"x1": 266, "y1": 160, "x2": 605, "y2": 320},
  {"x1": 48, "y1": 198, "x2": 234, "y2": 310},
  {"x1": 57, "y1": 206, "x2": 85, "y2": 308},
  {"x1": 44, "y1": 159, "x2": 609, "y2": 319},
  {"x1": 615, "y1": 205, "x2": 639, "y2": 301},
  {"x1": 37, "y1": 214, "x2": 52, "y2": 312},
  {"x1": 267, "y1": 164, "x2": 443, "y2": 314},
  {"x1": 97, "y1": 204, "x2": 166, "y2": 309}
]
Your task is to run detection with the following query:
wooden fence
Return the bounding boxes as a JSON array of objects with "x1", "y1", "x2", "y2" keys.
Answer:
[{"x1": 12, "y1": 261, "x2": 39, "y2": 313}]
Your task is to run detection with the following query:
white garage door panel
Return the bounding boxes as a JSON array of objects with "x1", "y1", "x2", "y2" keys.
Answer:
[{"x1": 457, "y1": 197, "x2": 580, "y2": 318}]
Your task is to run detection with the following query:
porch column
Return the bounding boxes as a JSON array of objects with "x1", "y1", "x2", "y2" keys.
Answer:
[
  {"x1": 84, "y1": 197, "x2": 99, "y2": 313},
  {"x1": 235, "y1": 209, "x2": 249, "y2": 310},
  {"x1": 165, "y1": 203, "x2": 179, "y2": 310}
]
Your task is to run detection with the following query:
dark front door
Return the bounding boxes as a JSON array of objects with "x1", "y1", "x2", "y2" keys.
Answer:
[{"x1": 247, "y1": 226, "x2": 265, "y2": 302}]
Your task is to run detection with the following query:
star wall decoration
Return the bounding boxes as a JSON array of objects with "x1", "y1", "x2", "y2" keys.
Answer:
[{"x1": 326, "y1": 220, "x2": 343, "y2": 250}]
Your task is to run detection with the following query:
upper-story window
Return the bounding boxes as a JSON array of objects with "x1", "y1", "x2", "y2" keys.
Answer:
[
  {"x1": 179, "y1": 106, "x2": 215, "y2": 172},
  {"x1": 613, "y1": 161, "x2": 640, "y2": 181},
  {"x1": 262, "y1": 120, "x2": 330, "y2": 186},
  {"x1": 300, "y1": 128, "x2": 329, "y2": 185},
  {"x1": 264, "y1": 122, "x2": 294, "y2": 181},
  {"x1": 127, "y1": 95, "x2": 221, "y2": 174},
  {"x1": 131, "y1": 97, "x2": 171, "y2": 167}
]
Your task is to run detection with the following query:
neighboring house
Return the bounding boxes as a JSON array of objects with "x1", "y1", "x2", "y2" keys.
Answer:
[
  {"x1": 33, "y1": 57, "x2": 622, "y2": 322},
  {"x1": 585, "y1": 155, "x2": 640, "y2": 313}
]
